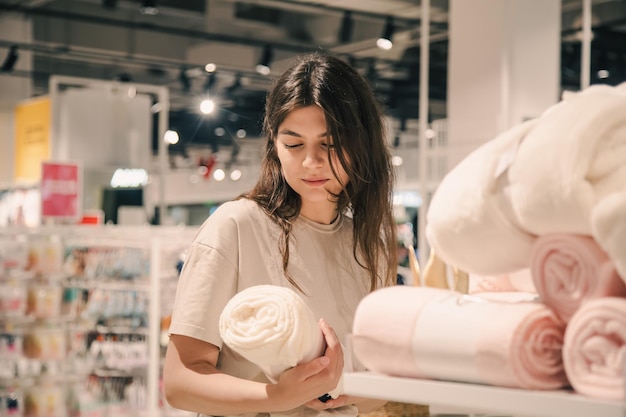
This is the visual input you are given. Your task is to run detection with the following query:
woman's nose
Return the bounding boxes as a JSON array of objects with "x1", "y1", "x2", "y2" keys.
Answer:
[{"x1": 303, "y1": 148, "x2": 325, "y2": 167}]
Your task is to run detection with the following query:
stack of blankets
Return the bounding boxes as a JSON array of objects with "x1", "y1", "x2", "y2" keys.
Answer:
[{"x1": 352, "y1": 82, "x2": 626, "y2": 401}]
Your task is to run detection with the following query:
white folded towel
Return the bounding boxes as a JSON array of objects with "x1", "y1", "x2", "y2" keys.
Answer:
[{"x1": 219, "y1": 285, "x2": 342, "y2": 398}]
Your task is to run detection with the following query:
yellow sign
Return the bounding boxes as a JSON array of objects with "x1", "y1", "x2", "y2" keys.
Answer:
[{"x1": 14, "y1": 96, "x2": 51, "y2": 182}]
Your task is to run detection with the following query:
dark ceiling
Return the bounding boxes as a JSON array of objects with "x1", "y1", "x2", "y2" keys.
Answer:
[{"x1": 1, "y1": 0, "x2": 625, "y2": 154}]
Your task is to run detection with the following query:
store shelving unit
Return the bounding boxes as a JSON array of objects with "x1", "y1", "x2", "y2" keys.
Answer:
[
  {"x1": 343, "y1": 372, "x2": 623, "y2": 417},
  {"x1": 0, "y1": 225, "x2": 197, "y2": 417}
]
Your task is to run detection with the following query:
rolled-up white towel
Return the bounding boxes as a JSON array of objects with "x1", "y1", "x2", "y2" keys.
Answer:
[{"x1": 219, "y1": 285, "x2": 342, "y2": 398}]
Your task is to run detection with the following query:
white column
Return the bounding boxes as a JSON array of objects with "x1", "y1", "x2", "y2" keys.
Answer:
[
  {"x1": 447, "y1": 0, "x2": 561, "y2": 168},
  {"x1": 0, "y1": 13, "x2": 33, "y2": 184}
]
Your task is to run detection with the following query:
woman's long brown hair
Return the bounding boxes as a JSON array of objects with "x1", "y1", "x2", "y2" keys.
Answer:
[{"x1": 241, "y1": 52, "x2": 397, "y2": 292}]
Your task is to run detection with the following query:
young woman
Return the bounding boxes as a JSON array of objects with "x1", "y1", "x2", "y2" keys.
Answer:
[{"x1": 163, "y1": 52, "x2": 397, "y2": 417}]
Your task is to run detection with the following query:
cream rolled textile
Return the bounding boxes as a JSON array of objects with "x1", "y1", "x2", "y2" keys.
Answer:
[
  {"x1": 591, "y1": 190, "x2": 626, "y2": 283},
  {"x1": 219, "y1": 285, "x2": 342, "y2": 398},
  {"x1": 425, "y1": 120, "x2": 538, "y2": 276},
  {"x1": 507, "y1": 82, "x2": 626, "y2": 236}
]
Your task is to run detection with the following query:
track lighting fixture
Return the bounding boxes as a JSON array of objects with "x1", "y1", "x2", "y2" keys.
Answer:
[
  {"x1": 255, "y1": 45, "x2": 273, "y2": 76},
  {"x1": 203, "y1": 72, "x2": 217, "y2": 94},
  {"x1": 179, "y1": 67, "x2": 191, "y2": 93},
  {"x1": 339, "y1": 11, "x2": 354, "y2": 43},
  {"x1": 226, "y1": 74, "x2": 242, "y2": 95},
  {"x1": 1, "y1": 45, "x2": 19, "y2": 73},
  {"x1": 377, "y1": 16, "x2": 394, "y2": 50},
  {"x1": 139, "y1": 0, "x2": 158, "y2": 15}
]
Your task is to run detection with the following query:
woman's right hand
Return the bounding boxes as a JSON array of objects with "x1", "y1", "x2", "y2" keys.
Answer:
[{"x1": 269, "y1": 318, "x2": 344, "y2": 410}]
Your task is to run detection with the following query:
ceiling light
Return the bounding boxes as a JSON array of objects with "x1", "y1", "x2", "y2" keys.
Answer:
[
  {"x1": 255, "y1": 45, "x2": 273, "y2": 75},
  {"x1": 213, "y1": 169, "x2": 226, "y2": 181},
  {"x1": 1, "y1": 45, "x2": 19, "y2": 72},
  {"x1": 139, "y1": 0, "x2": 158, "y2": 15},
  {"x1": 200, "y1": 99, "x2": 215, "y2": 114},
  {"x1": 164, "y1": 130, "x2": 179, "y2": 144},
  {"x1": 377, "y1": 17, "x2": 394, "y2": 50},
  {"x1": 339, "y1": 11, "x2": 354, "y2": 43}
]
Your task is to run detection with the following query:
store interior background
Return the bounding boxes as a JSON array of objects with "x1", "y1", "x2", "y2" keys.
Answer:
[{"x1": 1, "y1": 0, "x2": 626, "y2": 244}]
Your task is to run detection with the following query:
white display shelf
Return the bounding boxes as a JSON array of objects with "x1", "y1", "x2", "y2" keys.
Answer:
[{"x1": 343, "y1": 372, "x2": 623, "y2": 417}]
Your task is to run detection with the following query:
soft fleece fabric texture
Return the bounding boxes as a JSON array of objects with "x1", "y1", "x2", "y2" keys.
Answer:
[
  {"x1": 426, "y1": 120, "x2": 538, "y2": 275},
  {"x1": 352, "y1": 286, "x2": 568, "y2": 390},
  {"x1": 591, "y1": 190, "x2": 626, "y2": 284},
  {"x1": 426, "y1": 82, "x2": 626, "y2": 278},
  {"x1": 219, "y1": 284, "x2": 342, "y2": 398},
  {"x1": 563, "y1": 297, "x2": 626, "y2": 400},
  {"x1": 507, "y1": 83, "x2": 626, "y2": 237}
]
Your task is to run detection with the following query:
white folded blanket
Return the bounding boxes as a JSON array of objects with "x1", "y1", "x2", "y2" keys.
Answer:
[
  {"x1": 563, "y1": 297, "x2": 626, "y2": 400},
  {"x1": 352, "y1": 286, "x2": 568, "y2": 390},
  {"x1": 426, "y1": 120, "x2": 538, "y2": 275},
  {"x1": 507, "y1": 83, "x2": 626, "y2": 236},
  {"x1": 219, "y1": 285, "x2": 342, "y2": 398}
]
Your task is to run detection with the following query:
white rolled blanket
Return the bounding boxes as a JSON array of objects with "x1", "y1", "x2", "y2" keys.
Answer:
[
  {"x1": 426, "y1": 120, "x2": 538, "y2": 275},
  {"x1": 563, "y1": 297, "x2": 626, "y2": 400},
  {"x1": 507, "y1": 83, "x2": 626, "y2": 236},
  {"x1": 592, "y1": 190, "x2": 626, "y2": 283},
  {"x1": 219, "y1": 285, "x2": 342, "y2": 398},
  {"x1": 352, "y1": 286, "x2": 568, "y2": 390}
]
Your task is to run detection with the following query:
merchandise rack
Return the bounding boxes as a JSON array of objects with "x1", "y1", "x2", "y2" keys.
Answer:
[{"x1": 343, "y1": 371, "x2": 624, "y2": 417}]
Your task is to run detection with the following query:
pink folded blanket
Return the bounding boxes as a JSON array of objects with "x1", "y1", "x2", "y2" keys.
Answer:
[
  {"x1": 563, "y1": 297, "x2": 626, "y2": 400},
  {"x1": 530, "y1": 234, "x2": 626, "y2": 322},
  {"x1": 352, "y1": 286, "x2": 568, "y2": 390}
]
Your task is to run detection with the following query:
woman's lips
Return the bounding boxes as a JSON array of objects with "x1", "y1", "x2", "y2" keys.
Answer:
[{"x1": 302, "y1": 178, "x2": 328, "y2": 187}]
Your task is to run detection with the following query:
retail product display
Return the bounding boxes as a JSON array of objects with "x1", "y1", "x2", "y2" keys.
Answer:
[
  {"x1": 343, "y1": 82, "x2": 625, "y2": 416},
  {"x1": 0, "y1": 226, "x2": 196, "y2": 417},
  {"x1": 219, "y1": 285, "x2": 342, "y2": 399}
]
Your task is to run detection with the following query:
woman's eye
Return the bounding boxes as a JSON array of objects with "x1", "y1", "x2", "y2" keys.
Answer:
[
  {"x1": 322, "y1": 143, "x2": 336, "y2": 149},
  {"x1": 284, "y1": 143, "x2": 302, "y2": 149}
]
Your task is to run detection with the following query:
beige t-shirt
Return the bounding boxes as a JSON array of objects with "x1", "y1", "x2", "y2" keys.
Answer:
[{"x1": 169, "y1": 198, "x2": 371, "y2": 417}]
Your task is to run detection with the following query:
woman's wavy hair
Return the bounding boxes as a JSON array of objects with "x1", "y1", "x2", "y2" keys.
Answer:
[{"x1": 241, "y1": 51, "x2": 397, "y2": 292}]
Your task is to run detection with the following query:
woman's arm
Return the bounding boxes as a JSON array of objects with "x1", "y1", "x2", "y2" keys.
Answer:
[{"x1": 163, "y1": 321, "x2": 344, "y2": 416}]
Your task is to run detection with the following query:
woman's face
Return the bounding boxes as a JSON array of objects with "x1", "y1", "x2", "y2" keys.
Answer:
[{"x1": 275, "y1": 105, "x2": 349, "y2": 223}]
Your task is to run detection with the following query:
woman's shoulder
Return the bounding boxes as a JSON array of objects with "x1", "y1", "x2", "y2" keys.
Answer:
[
  {"x1": 211, "y1": 198, "x2": 263, "y2": 220},
  {"x1": 193, "y1": 199, "x2": 269, "y2": 241}
]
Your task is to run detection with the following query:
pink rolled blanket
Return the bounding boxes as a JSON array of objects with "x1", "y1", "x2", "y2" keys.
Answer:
[
  {"x1": 563, "y1": 297, "x2": 626, "y2": 400},
  {"x1": 352, "y1": 286, "x2": 568, "y2": 390},
  {"x1": 530, "y1": 234, "x2": 626, "y2": 322}
]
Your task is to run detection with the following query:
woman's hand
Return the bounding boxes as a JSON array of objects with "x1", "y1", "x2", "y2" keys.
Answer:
[{"x1": 269, "y1": 318, "x2": 345, "y2": 410}]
